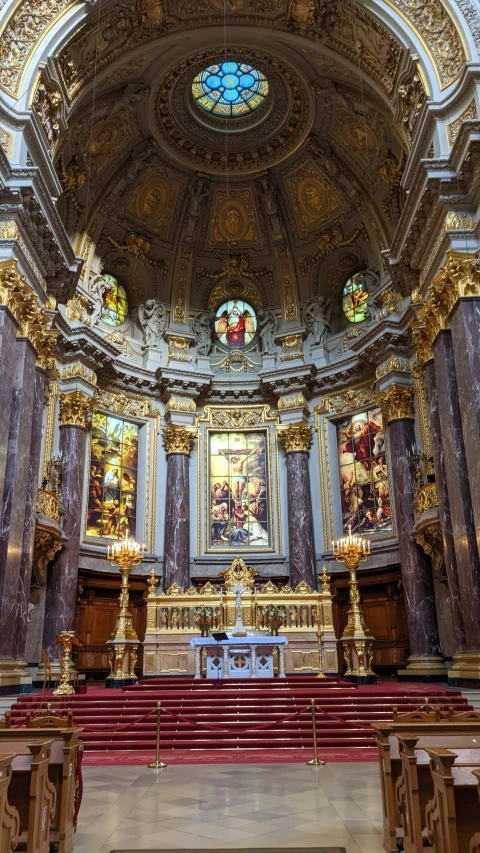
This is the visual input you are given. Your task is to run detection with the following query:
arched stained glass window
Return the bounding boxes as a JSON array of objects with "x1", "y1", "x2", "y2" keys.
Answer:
[
  {"x1": 100, "y1": 275, "x2": 129, "y2": 327},
  {"x1": 342, "y1": 273, "x2": 369, "y2": 324},
  {"x1": 192, "y1": 62, "x2": 268, "y2": 117}
]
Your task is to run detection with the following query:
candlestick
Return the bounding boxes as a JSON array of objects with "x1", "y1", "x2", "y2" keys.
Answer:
[{"x1": 333, "y1": 526, "x2": 375, "y2": 682}]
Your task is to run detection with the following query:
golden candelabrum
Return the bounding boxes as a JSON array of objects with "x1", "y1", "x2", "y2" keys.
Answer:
[
  {"x1": 106, "y1": 537, "x2": 145, "y2": 684},
  {"x1": 333, "y1": 526, "x2": 375, "y2": 682},
  {"x1": 53, "y1": 631, "x2": 81, "y2": 696}
]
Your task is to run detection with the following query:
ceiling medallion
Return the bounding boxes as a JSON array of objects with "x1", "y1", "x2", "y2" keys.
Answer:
[{"x1": 153, "y1": 48, "x2": 313, "y2": 174}]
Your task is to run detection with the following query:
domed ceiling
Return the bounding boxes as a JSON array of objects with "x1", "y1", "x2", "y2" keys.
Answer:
[{"x1": 51, "y1": 0, "x2": 415, "y2": 322}]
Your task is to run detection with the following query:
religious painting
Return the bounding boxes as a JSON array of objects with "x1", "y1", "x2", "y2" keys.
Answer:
[
  {"x1": 336, "y1": 407, "x2": 392, "y2": 535},
  {"x1": 86, "y1": 412, "x2": 139, "y2": 540},
  {"x1": 342, "y1": 273, "x2": 369, "y2": 323},
  {"x1": 214, "y1": 300, "x2": 257, "y2": 349},
  {"x1": 208, "y1": 431, "x2": 271, "y2": 550}
]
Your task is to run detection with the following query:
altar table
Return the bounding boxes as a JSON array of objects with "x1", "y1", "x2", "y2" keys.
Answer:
[{"x1": 190, "y1": 635, "x2": 288, "y2": 679}]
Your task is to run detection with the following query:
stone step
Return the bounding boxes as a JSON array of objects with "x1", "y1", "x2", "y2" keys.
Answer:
[{"x1": 461, "y1": 689, "x2": 480, "y2": 711}]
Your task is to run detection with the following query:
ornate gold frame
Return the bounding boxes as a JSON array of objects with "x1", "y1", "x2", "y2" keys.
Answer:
[{"x1": 197, "y1": 405, "x2": 280, "y2": 555}]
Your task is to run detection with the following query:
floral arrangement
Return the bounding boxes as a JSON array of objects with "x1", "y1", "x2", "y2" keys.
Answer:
[
  {"x1": 194, "y1": 606, "x2": 218, "y2": 637},
  {"x1": 261, "y1": 604, "x2": 286, "y2": 636}
]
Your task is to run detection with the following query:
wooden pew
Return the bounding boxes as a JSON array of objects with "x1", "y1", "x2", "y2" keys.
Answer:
[
  {"x1": 373, "y1": 710, "x2": 480, "y2": 853},
  {"x1": 425, "y1": 747, "x2": 480, "y2": 853},
  {"x1": 0, "y1": 740, "x2": 56, "y2": 853},
  {"x1": 0, "y1": 754, "x2": 20, "y2": 852},
  {"x1": 470, "y1": 769, "x2": 480, "y2": 853},
  {"x1": 0, "y1": 714, "x2": 82, "y2": 853}
]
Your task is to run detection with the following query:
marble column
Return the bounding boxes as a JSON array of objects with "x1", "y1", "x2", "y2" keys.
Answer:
[
  {"x1": 0, "y1": 307, "x2": 18, "y2": 503},
  {"x1": 433, "y1": 330, "x2": 480, "y2": 661},
  {"x1": 376, "y1": 384, "x2": 444, "y2": 680},
  {"x1": 13, "y1": 367, "x2": 47, "y2": 662},
  {"x1": 42, "y1": 391, "x2": 92, "y2": 658},
  {"x1": 0, "y1": 338, "x2": 38, "y2": 670},
  {"x1": 278, "y1": 422, "x2": 316, "y2": 590},
  {"x1": 449, "y1": 299, "x2": 480, "y2": 554},
  {"x1": 424, "y1": 360, "x2": 466, "y2": 655},
  {"x1": 163, "y1": 424, "x2": 195, "y2": 592}
]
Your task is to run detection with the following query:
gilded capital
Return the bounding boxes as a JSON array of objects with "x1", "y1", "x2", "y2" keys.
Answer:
[
  {"x1": 430, "y1": 251, "x2": 480, "y2": 329},
  {"x1": 59, "y1": 390, "x2": 93, "y2": 428},
  {"x1": 375, "y1": 384, "x2": 414, "y2": 424},
  {"x1": 163, "y1": 423, "x2": 196, "y2": 456},
  {"x1": 277, "y1": 421, "x2": 313, "y2": 453}
]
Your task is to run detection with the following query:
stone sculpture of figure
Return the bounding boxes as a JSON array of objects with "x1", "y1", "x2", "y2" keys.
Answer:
[
  {"x1": 182, "y1": 607, "x2": 189, "y2": 629},
  {"x1": 138, "y1": 299, "x2": 166, "y2": 348},
  {"x1": 303, "y1": 296, "x2": 332, "y2": 347},
  {"x1": 88, "y1": 273, "x2": 115, "y2": 325},
  {"x1": 160, "y1": 609, "x2": 168, "y2": 629},
  {"x1": 189, "y1": 174, "x2": 209, "y2": 218},
  {"x1": 193, "y1": 311, "x2": 215, "y2": 356},
  {"x1": 171, "y1": 609, "x2": 180, "y2": 629},
  {"x1": 257, "y1": 309, "x2": 278, "y2": 356},
  {"x1": 290, "y1": 606, "x2": 298, "y2": 628},
  {"x1": 300, "y1": 605, "x2": 309, "y2": 628}
]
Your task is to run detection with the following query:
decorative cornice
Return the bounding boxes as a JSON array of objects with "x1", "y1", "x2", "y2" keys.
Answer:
[
  {"x1": 375, "y1": 355, "x2": 411, "y2": 380},
  {"x1": 375, "y1": 384, "x2": 414, "y2": 424},
  {"x1": 163, "y1": 423, "x2": 196, "y2": 456},
  {"x1": 314, "y1": 384, "x2": 374, "y2": 416},
  {"x1": 277, "y1": 421, "x2": 313, "y2": 453},
  {"x1": 59, "y1": 390, "x2": 93, "y2": 428}
]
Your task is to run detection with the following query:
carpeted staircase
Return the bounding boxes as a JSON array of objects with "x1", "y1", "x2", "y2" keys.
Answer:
[{"x1": 7, "y1": 677, "x2": 471, "y2": 755}]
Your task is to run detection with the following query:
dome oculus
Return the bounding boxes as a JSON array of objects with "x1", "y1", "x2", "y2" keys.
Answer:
[{"x1": 192, "y1": 62, "x2": 268, "y2": 117}]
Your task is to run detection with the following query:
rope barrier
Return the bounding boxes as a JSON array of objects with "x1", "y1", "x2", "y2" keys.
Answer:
[{"x1": 158, "y1": 703, "x2": 311, "y2": 733}]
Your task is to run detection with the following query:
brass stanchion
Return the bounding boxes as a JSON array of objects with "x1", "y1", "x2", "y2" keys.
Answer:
[
  {"x1": 148, "y1": 701, "x2": 167, "y2": 769},
  {"x1": 306, "y1": 698, "x2": 326, "y2": 766}
]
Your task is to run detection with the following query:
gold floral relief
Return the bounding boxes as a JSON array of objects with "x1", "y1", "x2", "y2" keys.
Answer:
[
  {"x1": 284, "y1": 160, "x2": 348, "y2": 234},
  {"x1": 124, "y1": 166, "x2": 181, "y2": 241},
  {"x1": 207, "y1": 189, "x2": 262, "y2": 250}
]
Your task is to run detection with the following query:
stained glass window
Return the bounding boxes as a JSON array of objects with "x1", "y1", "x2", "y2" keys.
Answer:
[
  {"x1": 87, "y1": 413, "x2": 138, "y2": 540},
  {"x1": 209, "y1": 431, "x2": 270, "y2": 550},
  {"x1": 342, "y1": 273, "x2": 369, "y2": 323},
  {"x1": 336, "y1": 408, "x2": 392, "y2": 535},
  {"x1": 215, "y1": 300, "x2": 257, "y2": 348},
  {"x1": 100, "y1": 275, "x2": 129, "y2": 327},
  {"x1": 192, "y1": 62, "x2": 268, "y2": 117}
]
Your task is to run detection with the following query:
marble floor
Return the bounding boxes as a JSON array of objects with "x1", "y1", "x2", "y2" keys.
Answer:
[{"x1": 75, "y1": 762, "x2": 384, "y2": 853}]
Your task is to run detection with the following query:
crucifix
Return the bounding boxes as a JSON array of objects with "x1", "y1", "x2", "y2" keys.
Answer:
[{"x1": 230, "y1": 579, "x2": 249, "y2": 637}]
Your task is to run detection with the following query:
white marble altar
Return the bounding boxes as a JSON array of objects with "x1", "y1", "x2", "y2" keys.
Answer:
[{"x1": 190, "y1": 635, "x2": 288, "y2": 679}]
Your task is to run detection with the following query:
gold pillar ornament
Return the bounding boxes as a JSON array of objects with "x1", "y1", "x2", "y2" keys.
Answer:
[
  {"x1": 333, "y1": 527, "x2": 375, "y2": 681},
  {"x1": 319, "y1": 565, "x2": 331, "y2": 593},
  {"x1": 53, "y1": 631, "x2": 81, "y2": 696},
  {"x1": 162, "y1": 423, "x2": 196, "y2": 455},
  {"x1": 147, "y1": 567, "x2": 159, "y2": 598},
  {"x1": 277, "y1": 421, "x2": 313, "y2": 453},
  {"x1": 59, "y1": 390, "x2": 94, "y2": 428},
  {"x1": 375, "y1": 384, "x2": 414, "y2": 424},
  {"x1": 106, "y1": 537, "x2": 145, "y2": 685}
]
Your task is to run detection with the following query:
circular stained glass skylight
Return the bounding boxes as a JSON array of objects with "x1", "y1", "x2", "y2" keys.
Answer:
[{"x1": 192, "y1": 61, "x2": 269, "y2": 117}]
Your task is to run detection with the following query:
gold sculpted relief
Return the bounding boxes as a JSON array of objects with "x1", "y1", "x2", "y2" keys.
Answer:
[
  {"x1": 284, "y1": 160, "x2": 348, "y2": 234},
  {"x1": 124, "y1": 166, "x2": 181, "y2": 241},
  {"x1": 207, "y1": 189, "x2": 262, "y2": 249},
  {"x1": 277, "y1": 422, "x2": 313, "y2": 453},
  {"x1": 375, "y1": 384, "x2": 414, "y2": 424},
  {"x1": 163, "y1": 424, "x2": 196, "y2": 456},
  {"x1": 59, "y1": 391, "x2": 93, "y2": 428}
]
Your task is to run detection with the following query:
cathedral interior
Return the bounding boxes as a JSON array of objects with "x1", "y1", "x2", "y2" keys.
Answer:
[{"x1": 2, "y1": 0, "x2": 480, "y2": 850}]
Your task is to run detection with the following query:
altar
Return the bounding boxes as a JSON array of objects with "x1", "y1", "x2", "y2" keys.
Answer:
[{"x1": 190, "y1": 635, "x2": 288, "y2": 679}]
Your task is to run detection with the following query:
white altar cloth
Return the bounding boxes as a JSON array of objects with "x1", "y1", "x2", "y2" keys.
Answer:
[{"x1": 190, "y1": 635, "x2": 288, "y2": 679}]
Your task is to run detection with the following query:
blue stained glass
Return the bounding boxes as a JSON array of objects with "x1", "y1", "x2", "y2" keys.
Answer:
[{"x1": 192, "y1": 61, "x2": 269, "y2": 117}]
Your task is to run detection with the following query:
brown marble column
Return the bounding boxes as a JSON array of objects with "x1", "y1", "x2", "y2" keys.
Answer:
[
  {"x1": 278, "y1": 422, "x2": 316, "y2": 590},
  {"x1": 433, "y1": 330, "x2": 480, "y2": 674},
  {"x1": 13, "y1": 367, "x2": 47, "y2": 661},
  {"x1": 0, "y1": 307, "x2": 18, "y2": 503},
  {"x1": 376, "y1": 384, "x2": 445, "y2": 680},
  {"x1": 163, "y1": 424, "x2": 195, "y2": 591},
  {"x1": 42, "y1": 391, "x2": 92, "y2": 658},
  {"x1": 449, "y1": 299, "x2": 480, "y2": 554},
  {"x1": 424, "y1": 360, "x2": 466, "y2": 655},
  {"x1": 0, "y1": 338, "x2": 38, "y2": 667}
]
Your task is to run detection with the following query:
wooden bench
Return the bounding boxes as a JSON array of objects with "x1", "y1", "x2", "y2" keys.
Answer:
[
  {"x1": 0, "y1": 739, "x2": 56, "y2": 853},
  {"x1": 0, "y1": 713, "x2": 83, "y2": 853},
  {"x1": 0, "y1": 753, "x2": 20, "y2": 852},
  {"x1": 373, "y1": 710, "x2": 480, "y2": 853},
  {"x1": 425, "y1": 748, "x2": 480, "y2": 853}
]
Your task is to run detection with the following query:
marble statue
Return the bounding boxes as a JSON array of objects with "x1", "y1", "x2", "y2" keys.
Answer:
[
  {"x1": 193, "y1": 311, "x2": 215, "y2": 356},
  {"x1": 89, "y1": 273, "x2": 115, "y2": 325},
  {"x1": 303, "y1": 297, "x2": 332, "y2": 346},
  {"x1": 138, "y1": 299, "x2": 166, "y2": 348},
  {"x1": 257, "y1": 309, "x2": 278, "y2": 355}
]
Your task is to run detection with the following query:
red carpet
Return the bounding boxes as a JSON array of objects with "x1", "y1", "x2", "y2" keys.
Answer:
[{"x1": 8, "y1": 676, "x2": 469, "y2": 762}]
